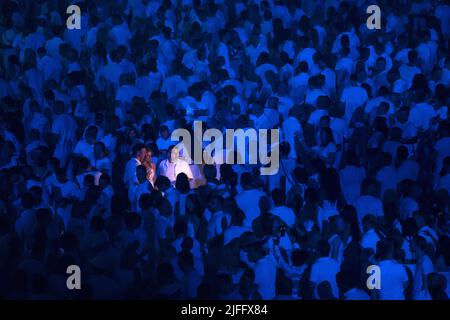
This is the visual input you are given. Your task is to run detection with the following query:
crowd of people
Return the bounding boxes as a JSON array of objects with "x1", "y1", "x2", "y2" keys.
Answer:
[{"x1": 0, "y1": 0, "x2": 449, "y2": 299}]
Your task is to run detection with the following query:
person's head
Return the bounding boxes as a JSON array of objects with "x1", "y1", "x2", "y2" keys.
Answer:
[
  {"x1": 83, "y1": 174, "x2": 95, "y2": 188},
  {"x1": 204, "y1": 164, "x2": 217, "y2": 181},
  {"x1": 319, "y1": 127, "x2": 334, "y2": 146},
  {"x1": 396, "y1": 145, "x2": 409, "y2": 163},
  {"x1": 99, "y1": 173, "x2": 110, "y2": 189},
  {"x1": 239, "y1": 268, "x2": 256, "y2": 296},
  {"x1": 271, "y1": 188, "x2": 285, "y2": 206},
  {"x1": 317, "y1": 281, "x2": 336, "y2": 300},
  {"x1": 319, "y1": 115, "x2": 331, "y2": 129},
  {"x1": 158, "y1": 198, "x2": 173, "y2": 218},
  {"x1": 155, "y1": 175, "x2": 171, "y2": 192},
  {"x1": 174, "y1": 220, "x2": 188, "y2": 238},
  {"x1": 94, "y1": 141, "x2": 106, "y2": 159},
  {"x1": 414, "y1": 211, "x2": 427, "y2": 229},
  {"x1": 240, "y1": 172, "x2": 253, "y2": 190},
  {"x1": 258, "y1": 195, "x2": 271, "y2": 215},
  {"x1": 175, "y1": 172, "x2": 190, "y2": 193},
  {"x1": 168, "y1": 145, "x2": 179, "y2": 163},
  {"x1": 375, "y1": 57, "x2": 386, "y2": 72},
  {"x1": 362, "y1": 214, "x2": 377, "y2": 233},
  {"x1": 85, "y1": 125, "x2": 98, "y2": 145},
  {"x1": 90, "y1": 215, "x2": 105, "y2": 232},
  {"x1": 160, "y1": 125, "x2": 170, "y2": 139},
  {"x1": 55, "y1": 167, "x2": 67, "y2": 183},
  {"x1": 397, "y1": 106, "x2": 410, "y2": 124},
  {"x1": 132, "y1": 143, "x2": 147, "y2": 162},
  {"x1": 411, "y1": 236, "x2": 428, "y2": 258},
  {"x1": 376, "y1": 240, "x2": 394, "y2": 260},
  {"x1": 216, "y1": 273, "x2": 234, "y2": 296},
  {"x1": 336, "y1": 271, "x2": 356, "y2": 294},
  {"x1": 317, "y1": 240, "x2": 330, "y2": 258},
  {"x1": 208, "y1": 195, "x2": 223, "y2": 213},
  {"x1": 427, "y1": 273, "x2": 448, "y2": 300},
  {"x1": 408, "y1": 50, "x2": 418, "y2": 65}
]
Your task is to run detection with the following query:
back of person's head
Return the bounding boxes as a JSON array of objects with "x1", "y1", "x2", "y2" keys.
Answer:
[
  {"x1": 139, "y1": 193, "x2": 153, "y2": 211},
  {"x1": 362, "y1": 214, "x2": 377, "y2": 232},
  {"x1": 240, "y1": 172, "x2": 253, "y2": 189},
  {"x1": 336, "y1": 270, "x2": 355, "y2": 294},
  {"x1": 427, "y1": 272, "x2": 448, "y2": 300},
  {"x1": 317, "y1": 281, "x2": 335, "y2": 300},
  {"x1": 90, "y1": 215, "x2": 105, "y2": 232},
  {"x1": 208, "y1": 195, "x2": 224, "y2": 213},
  {"x1": 181, "y1": 236, "x2": 194, "y2": 253},
  {"x1": 258, "y1": 196, "x2": 271, "y2": 215},
  {"x1": 396, "y1": 145, "x2": 409, "y2": 161},
  {"x1": 279, "y1": 141, "x2": 291, "y2": 157},
  {"x1": 175, "y1": 173, "x2": 190, "y2": 193},
  {"x1": 21, "y1": 192, "x2": 34, "y2": 209},
  {"x1": 317, "y1": 240, "x2": 331, "y2": 257},
  {"x1": 132, "y1": 143, "x2": 146, "y2": 156},
  {"x1": 376, "y1": 240, "x2": 394, "y2": 260},
  {"x1": 83, "y1": 174, "x2": 95, "y2": 188},
  {"x1": 204, "y1": 164, "x2": 217, "y2": 181},
  {"x1": 99, "y1": 173, "x2": 111, "y2": 188},
  {"x1": 174, "y1": 220, "x2": 188, "y2": 238},
  {"x1": 291, "y1": 249, "x2": 308, "y2": 266},
  {"x1": 155, "y1": 175, "x2": 171, "y2": 191},
  {"x1": 298, "y1": 61, "x2": 309, "y2": 73},
  {"x1": 271, "y1": 188, "x2": 285, "y2": 206},
  {"x1": 408, "y1": 50, "x2": 418, "y2": 64},
  {"x1": 293, "y1": 166, "x2": 308, "y2": 184}
]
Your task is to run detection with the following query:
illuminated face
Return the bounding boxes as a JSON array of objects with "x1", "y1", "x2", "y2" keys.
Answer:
[{"x1": 170, "y1": 147, "x2": 179, "y2": 163}]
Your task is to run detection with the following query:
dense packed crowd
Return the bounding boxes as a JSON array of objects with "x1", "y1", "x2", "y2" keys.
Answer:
[{"x1": 0, "y1": 0, "x2": 449, "y2": 299}]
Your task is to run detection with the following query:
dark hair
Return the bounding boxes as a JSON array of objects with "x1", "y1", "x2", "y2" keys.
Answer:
[
  {"x1": 132, "y1": 143, "x2": 146, "y2": 155},
  {"x1": 317, "y1": 240, "x2": 331, "y2": 257},
  {"x1": 175, "y1": 173, "x2": 190, "y2": 193}
]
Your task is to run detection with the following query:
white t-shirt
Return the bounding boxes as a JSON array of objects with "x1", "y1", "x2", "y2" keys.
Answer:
[
  {"x1": 254, "y1": 254, "x2": 278, "y2": 300},
  {"x1": 378, "y1": 259, "x2": 409, "y2": 300},
  {"x1": 339, "y1": 166, "x2": 366, "y2": 204},
  {"x1": 309, "y1": 257, "x2": 340, "y2": 299},
  {"x1": 158, "y1": 158, "x2": 193, "y2": 184}
]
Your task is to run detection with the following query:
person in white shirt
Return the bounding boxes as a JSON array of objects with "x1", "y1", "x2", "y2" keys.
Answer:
[
  {"x1": 339, "y1": 150, "x2": 366, "y2": 204},
  {"x1": 411, "y1": 236, "x2": 434, "y2": 300},
  {"x1": 361, "y1": 215, "x2": 381, "y2": 253},
  {"x1": 235, "y1": 172, "x2": 267, "y2": 227},
  {"x1": 376, "y1": 241, "x2": 409, "y2": 300},
  {"x1": 270, "y1": 188, "x2": 296, "y2": 227},
  {"x1": 206, "y1": 195, "x2": 231, "y2": 240},
  {"x1": 354, "y1": 178, "x2": 384, "y2": 230},
  {"x1": 158, "y1": 145, "x2": 193, "y2": 185},
  {"x1": 156, "y1": 125, "x2": 173, "y2": 156},
  {"x1": 92, "y1": 141, "x2": 112, "y2": 176},
  {"x1": 244, "y1": 242, "x2": 277, "y2": 300},
  {"x1": 309, "y1": 240, "x2": 340, "y2": 299}
]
